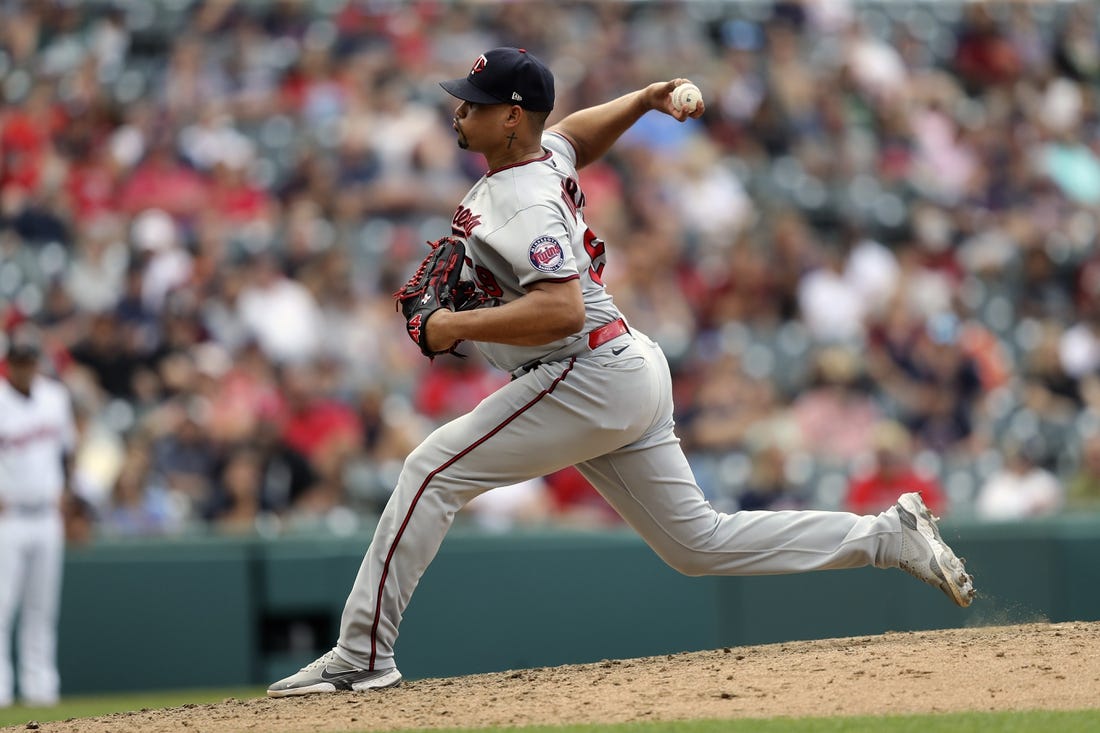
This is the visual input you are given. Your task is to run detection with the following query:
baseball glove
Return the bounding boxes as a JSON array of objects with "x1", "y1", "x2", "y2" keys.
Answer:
[{"x1": 393, "y1": 236, "x2": 484, "y2": 358}]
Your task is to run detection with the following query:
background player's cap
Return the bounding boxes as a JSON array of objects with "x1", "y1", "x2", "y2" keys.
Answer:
[{"x1": 440, "y1": 47, "x2": 554, "y2": 112}]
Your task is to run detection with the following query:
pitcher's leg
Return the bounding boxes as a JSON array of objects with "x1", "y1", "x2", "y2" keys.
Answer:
[
  {"x1": 577, "y1": 441, "x2": 902, "y2": 576},
  {"x1": 335, "y1": 431, "x2": 475, "y2": 672},
  {"x1": 335, "y1": 359, "x2": 644, "y2": 670}
]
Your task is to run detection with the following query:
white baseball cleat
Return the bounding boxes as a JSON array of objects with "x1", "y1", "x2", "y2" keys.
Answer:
[
  {"x1": 267, "y1": 649, "x2": 402, "y2": 697},
  {"x1": 895, "y1": 492, "x2": 976, "y2": 607}
]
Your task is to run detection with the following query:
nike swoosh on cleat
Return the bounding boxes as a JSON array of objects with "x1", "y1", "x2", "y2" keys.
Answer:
[
  {"x1": 611, "y1": 345, "x2": 627, "y2": 355},
  {"x1": 319, "y1": 667, "x2": 367, "y2": 682}
]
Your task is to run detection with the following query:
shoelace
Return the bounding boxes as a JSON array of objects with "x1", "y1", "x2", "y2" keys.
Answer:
[{"x1": 299, "y1": 650, "x2": 340, "y2": 673}]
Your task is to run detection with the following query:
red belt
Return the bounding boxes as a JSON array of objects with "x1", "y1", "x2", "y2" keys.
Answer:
[{"x1": 587, "y1": 318, "x2": 629, "y2": 350}]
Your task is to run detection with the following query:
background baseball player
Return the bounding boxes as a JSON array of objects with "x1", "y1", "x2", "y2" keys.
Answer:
[
  {"x1": 269, "y1": 47, "x2": 976, "y2": 697},
  {"x1": 0, "y1": 326, "x2": 77, "y2": 708}
]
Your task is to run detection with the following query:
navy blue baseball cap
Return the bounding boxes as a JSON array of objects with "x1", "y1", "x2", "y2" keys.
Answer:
[{"x1": 440, "y1": 47, "x2": 555, "y2": 112}]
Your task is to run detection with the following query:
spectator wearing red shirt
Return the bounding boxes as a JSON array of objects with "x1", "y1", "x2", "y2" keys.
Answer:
[
  {"x1": 953, "y1": 4, "x2": 1022, "y2": 91},
  {"x1": 277, "y1": 362, "x2": 362, "y2": 510},
  {"x1": 0, "y1": 83, "x2": 64, "y2": 193},
  {"x1": 208, "y1": 158, "x2": 275, "y2": 224},
  {"x1": 116, "y1": 140, "x2": 209, "y2": 219},
  {"x1": 543, "y1": 467, "x2": 620, "y2": 526},
  {"x1": 414, "y1": 356, "x2": 508, "y2": 423},
  {"x1": 65, "y1": 145, "x2": 125, "y2": 224},
  {"x1": 205, "y1": 341, "x2": 283, "y2": 445},
  {"x1": 845, "y1": 420, "x2": 947, "y2": 516}
]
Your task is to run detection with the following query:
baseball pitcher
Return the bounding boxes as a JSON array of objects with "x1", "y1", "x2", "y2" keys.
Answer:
[{"x1": 269, "y1": 47, "x2": 975, "y2": 697}]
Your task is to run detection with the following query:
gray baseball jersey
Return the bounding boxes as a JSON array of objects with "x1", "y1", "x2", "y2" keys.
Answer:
[
  {"x1": 451, "y1": 132, "x2": 620, "y2": 374},
  {"x1": 335, "y1": 132, "x2": 908, "y2": 672}
]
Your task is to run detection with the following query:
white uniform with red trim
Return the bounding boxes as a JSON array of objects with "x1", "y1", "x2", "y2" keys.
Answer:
[
  {"x1": 336, "y1": 132, "x2": 906, "y2": 672},
  {"x1": 0, "y1": 374, "x2": 75, "y2": 706}
]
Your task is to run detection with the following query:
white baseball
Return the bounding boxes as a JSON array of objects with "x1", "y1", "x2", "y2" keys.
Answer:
[{"x1": 671, "y1": 83, "x2": 702, "y2": 113}]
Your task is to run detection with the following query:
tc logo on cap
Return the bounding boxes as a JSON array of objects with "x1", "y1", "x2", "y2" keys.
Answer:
[{"x1": 441, "y1": 47, "x2": 555, "y2": 112}]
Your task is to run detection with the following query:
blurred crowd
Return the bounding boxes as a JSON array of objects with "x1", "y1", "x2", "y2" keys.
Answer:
[{"x1": 3, "y1": 0, "x2": 1100, "y2": 542}]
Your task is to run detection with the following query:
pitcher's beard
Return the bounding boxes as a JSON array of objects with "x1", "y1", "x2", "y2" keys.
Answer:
[{"x1": 454, "y1": 119, "x2": 469, "y2": 150}]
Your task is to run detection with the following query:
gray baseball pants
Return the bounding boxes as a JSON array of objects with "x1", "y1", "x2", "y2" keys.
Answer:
[{"x1": 337, "y1": 330, "x2": 903, "y2": 671}]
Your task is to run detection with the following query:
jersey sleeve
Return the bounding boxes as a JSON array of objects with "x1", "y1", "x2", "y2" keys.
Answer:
[
  {"x1": 543, "y1": 131, "x2": 578, "y2": 171},
  {"x1": 486, "y1": 204, "x2": 579, "y2": 289}
]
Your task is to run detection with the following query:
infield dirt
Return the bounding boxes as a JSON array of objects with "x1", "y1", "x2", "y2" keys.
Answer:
[{"x1": 6, "y1": 621, "x2": 1100, "y2": 733}]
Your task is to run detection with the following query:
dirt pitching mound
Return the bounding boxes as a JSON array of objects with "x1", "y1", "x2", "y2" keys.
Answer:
[{"x1": 9, "y1": 621, "x2": 1100, "y2": 733}]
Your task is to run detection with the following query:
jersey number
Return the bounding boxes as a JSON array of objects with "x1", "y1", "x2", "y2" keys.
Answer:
[
  {"x1": 474, "y1": 265, "x2": 503, "y2": 298},
  {"x1": 562, "y1": 177, "x2": 605, "y2": 285}
]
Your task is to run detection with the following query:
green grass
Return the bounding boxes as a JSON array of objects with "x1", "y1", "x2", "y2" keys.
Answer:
[
  {"x1": 393, "y1": 711, "x2": 1100, "y2": 733},
  {"x1": 1, "y1": 692, "x2": 1096, "y2": 732},
  {"x1": 0, "y1": 687, "x2": 264, "y2": 727}
]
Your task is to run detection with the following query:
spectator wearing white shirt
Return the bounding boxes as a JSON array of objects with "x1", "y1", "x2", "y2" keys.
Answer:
[
  {"x1": 976, "y1": 440, "x2": 1064, "y2": 521},
  {"x1": 236, "y1": 252, "x2": 324, "y2": 365},
  {"x1": 798, "y1": 245, "x2": 866, "y2": 344}
]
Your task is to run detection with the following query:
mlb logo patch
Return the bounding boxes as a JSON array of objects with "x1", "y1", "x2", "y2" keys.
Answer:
[{"x1": 529, "y1": 236, "x2": 565, "y2": 273}]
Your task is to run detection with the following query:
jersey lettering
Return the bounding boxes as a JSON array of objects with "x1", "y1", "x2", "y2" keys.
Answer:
[
  {"x1": 560, "y1": 177, "x2": 585, "y2": 220},
  {"x1": 0, "y1": 424, "x2": 60, "y2": 450},
  {"x1": 452, "y1": 206, "x2": 482, "y2": 237},
  {"x1": 583, "y1": 228, "x2": 606, "y2": 286}
]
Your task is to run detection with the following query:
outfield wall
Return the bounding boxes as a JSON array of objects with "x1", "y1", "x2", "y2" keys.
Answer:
[{"x1": 56, "y1": 515, "x2": 1100, "y2": 694}]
